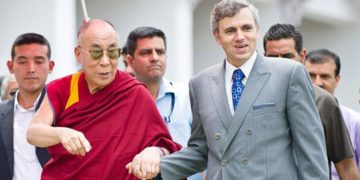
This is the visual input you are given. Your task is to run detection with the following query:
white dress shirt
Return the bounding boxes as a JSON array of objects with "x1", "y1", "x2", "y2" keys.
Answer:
[
  {"x1": 13, "y1": 92, "x2": 42, "y2": 180},
  {"x1": 225, "y1": 51, "x2": 257, "y2": 115}
]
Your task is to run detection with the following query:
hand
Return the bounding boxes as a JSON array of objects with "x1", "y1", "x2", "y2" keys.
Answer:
[
  {"x1": 126, "y1": 147, "x2": 163, "y2": 179},
  {"x1": 58, "y1": 127, "x2": 91, "y2": 156}
]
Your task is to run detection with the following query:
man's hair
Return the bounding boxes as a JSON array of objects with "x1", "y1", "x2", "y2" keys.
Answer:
[
  {"x1": 11, "y1": 33, "x2": 51, "y2": 59},
  {"x1": 210, "y1": 0, "x2": 259, "y2": 33},
  {"x1": 126, "y1": 26, "x2": 167, "y2": 56},
  {"x1": 121, "y1": 45, "x2": 127, "y2": 56},
  {"x1": 263, "y1": 23, "x2": 303, "y2": 53},
  {"x1": 305, "y1": 49, "x2": 341, "y2": 76}
]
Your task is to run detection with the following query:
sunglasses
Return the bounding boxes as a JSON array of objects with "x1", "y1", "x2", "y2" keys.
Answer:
[{"x1": 78, "y1": 46, "x2": 121, "y2": 60}]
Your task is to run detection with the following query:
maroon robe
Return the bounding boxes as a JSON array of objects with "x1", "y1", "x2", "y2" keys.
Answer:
[{"x1": 43, "y1": 70, "x2": 181, "y2": 179}]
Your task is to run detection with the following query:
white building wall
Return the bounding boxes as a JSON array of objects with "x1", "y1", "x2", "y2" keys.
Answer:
[
  {"x1": 0, "y1": 0, "x2": 54, "y2": 76},
  {"x1": 0, "y1": 0, "x2": 77, "y2": 81}
]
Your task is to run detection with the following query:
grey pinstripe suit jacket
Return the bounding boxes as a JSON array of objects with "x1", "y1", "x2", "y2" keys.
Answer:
[{"x1": 160, "y1": 54, "x2": 329, "y2": 179}]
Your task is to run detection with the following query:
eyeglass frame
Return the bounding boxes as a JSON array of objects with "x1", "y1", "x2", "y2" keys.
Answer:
[{"x1": 77, "y1": 45, "x2": 122, "y2": 60}]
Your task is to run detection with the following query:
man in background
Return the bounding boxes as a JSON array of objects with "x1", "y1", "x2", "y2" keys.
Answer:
[
  {"x1": 0, "y1": 32, "x2": 52, "y2": 180},
  {"x1": 263, "y1": 23, "x2": 359, "y2": 180},
  {"x1": 305, "y1": 49, "x2": 360, "y2": 179},
  {"x1": 126, "y1": 26, "x2": 202, "y2": 180},
  {"x1": 120, "y1": 45, "x2": 135, "y2": 76},
  {"x1": 0, "y1": 74, "x2": 18, "y2": 101}
]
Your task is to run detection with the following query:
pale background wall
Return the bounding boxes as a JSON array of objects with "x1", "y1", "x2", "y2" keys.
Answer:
[{"x1": 0, "y1": 0, "x2": 359, "y2": 111}]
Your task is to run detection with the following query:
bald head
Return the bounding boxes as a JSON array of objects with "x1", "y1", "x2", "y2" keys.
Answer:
[{"x1": 77, "y1": 19, "x2": 119, "y2": 45}]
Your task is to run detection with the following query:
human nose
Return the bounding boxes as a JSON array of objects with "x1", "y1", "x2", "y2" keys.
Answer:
[
  {"x1": 313, "y1": 75, "x2": 323, "y2": 87},
  {"x1": 150, "y1": 49, "x2": 159, "y2": 62},
  {"x1": 99, "y1": 52, "x2": 110, "y2": 66},
  {"x1": 28, "y1": 61, "x2": 35, "y2": 73},
  {"x1": 235, "y1": 30, "x2": 245, "y2": 41}
]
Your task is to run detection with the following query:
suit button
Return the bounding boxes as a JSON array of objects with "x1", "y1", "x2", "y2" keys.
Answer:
[
  {"x1": 242, "y1": 158, "x2": 248, "y2": 165},
  {"x1": 246, "y1": 128, "x2": 252, "y2": 135},
  {"x1": 215, "y1": 133, "x2": 221, "y2": 140},
  {"x1": 221, "y1": 160, "x2": 227, "y2": 166}
]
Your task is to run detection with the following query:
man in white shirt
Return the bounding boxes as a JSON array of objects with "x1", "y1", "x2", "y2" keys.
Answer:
[
  {"x1": 126, "y1": 26, "x2": 203, "y2": 180},
  {"x1": 0, "y1": 33, "x2": 54, "y2": 180}
]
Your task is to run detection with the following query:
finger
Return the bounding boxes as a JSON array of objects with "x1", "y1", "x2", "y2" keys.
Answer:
[
  {"x1": 146, "y1": 161, "x2": 155, "y2": 176},
  {"x1": 63, "y1": 143, "x2": 75, "y2": 155},
  {"x1": 79, "y1": 134, "x2": 92, "y2": 152},
  {"x1": 74, "y1": 138, "x2": 86, "y2": 156},
  {"x1": 150, "y1": 163, "x2": 156, "y2": 176},
  {"x1": 126, "y1": 163, "x2": 133, "y2": 174},
  {"x1": 133, "y1": 160, "x2": 142, "y2": 178},
  {"x1": 69, "y1": 140, "x2": 82, "y2": 155},
  {"x1": 155, "y1": 164, "x2": 160, "y2": 175},
  {"x1": 140, "y1": 161, "x2": 148, "y2": 179},
  {"x1": 64, "y1": 139, "x2": 79, "y2": 155}
]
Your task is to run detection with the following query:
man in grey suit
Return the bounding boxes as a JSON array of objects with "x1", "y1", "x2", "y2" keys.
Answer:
[
  {"x1": 0, "y1": 33, "x2": 53, "y2": 180},
  {"x1": 127, "y1": 0, "x2": 328, "y2": 179}
]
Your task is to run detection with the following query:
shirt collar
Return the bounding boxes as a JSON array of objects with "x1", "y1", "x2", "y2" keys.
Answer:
[
  {"x1": 14, "y1": 90, "x2": 41, "y2": 112},
  {"x1": 157, "y1": 78, "x2": 175, "y2": 101},
  {"x1": 225, "y1": 51, "x2": 257, "y2": 81}
]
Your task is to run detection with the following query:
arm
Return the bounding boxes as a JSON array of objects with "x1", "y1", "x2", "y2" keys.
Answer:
[
  {"x1": 287, "y1": 65, "x2": 328, "y2": 179},
  {"x1": 27, "y1": 95, "x2": 91, "y2": 156},
  {"x1": 316, "y1": 89, "x2": 357, "y2": 178},
  {"x1": 159, "y1": 79, "x2": 208, "y2": 179},
  {"x1": 128, "y1": 80, "x2": 207, "y2": 179},
  {"x1": 335, "y1": 157, "x2": 360, "y2": 180}
]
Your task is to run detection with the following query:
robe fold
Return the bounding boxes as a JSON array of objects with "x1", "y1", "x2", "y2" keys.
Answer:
[{"x1": 43, "y1": 70, "x2": 181, "y2": 179}]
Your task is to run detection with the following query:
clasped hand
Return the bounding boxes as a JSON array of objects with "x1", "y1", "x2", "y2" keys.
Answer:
[{"x1": 126, "y1": 147, "x2": 162, "y2": 179}]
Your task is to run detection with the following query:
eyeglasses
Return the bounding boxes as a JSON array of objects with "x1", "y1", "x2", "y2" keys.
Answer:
[{"x1": 78, "y1": 46, "x2": 121, "y2": 60}]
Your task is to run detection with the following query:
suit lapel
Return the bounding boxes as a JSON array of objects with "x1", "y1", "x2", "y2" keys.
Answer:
[
  {"x1": 210, "y1": 61, "x2": 233, "y2": 131},
  {"x1": 223, "y1": 54, "x2": 271, "y2": 152},
  {"x1": 0, "y1": 99, "x2": 15, "y2": 174}
]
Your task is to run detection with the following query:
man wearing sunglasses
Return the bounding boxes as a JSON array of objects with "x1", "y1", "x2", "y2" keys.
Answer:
[
  {"x1": 126, "y1": 26, "x2": 202, "y2": 180},
  {"x1": 27, "y1": 19, "x2": 181, "y2": 179}
]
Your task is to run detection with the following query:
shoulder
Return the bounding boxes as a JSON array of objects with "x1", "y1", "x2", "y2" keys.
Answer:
[
  {"x1": 167, "y1": 81, "x2": 188, "y2": 94},
  {"x1": 314, "y1": 86, "x2": 338, "y2": 105},
  {"x1": 47, "y1": 73, "x2": 74, "y2": 92},
  {"x1": 167, "y1": 81, "x2": 190, "y2": 106},
  {"x1": 340, "y1": 105, "x2": 360, "y2": 121},
  {"x1": 190, "y1": 62, "x2": 223, "y2": 84},
  {"x1": 0, "y1": 100, "x2": 7, "y2": 108},
  {"x1": 0, "y1": 99, "x2": 14, "y2": 112},
  {"x1": 262, "y1": 56, "x2": 305, "y2": 73}
]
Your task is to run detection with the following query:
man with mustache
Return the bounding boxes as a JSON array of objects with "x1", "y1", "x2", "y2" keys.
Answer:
[
  {"x1": 263, "y1": 23, "x2": 360, "y2": 180},
  {"x1": 126, "y1": 26, "x2": 202, "y2": 180}
]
